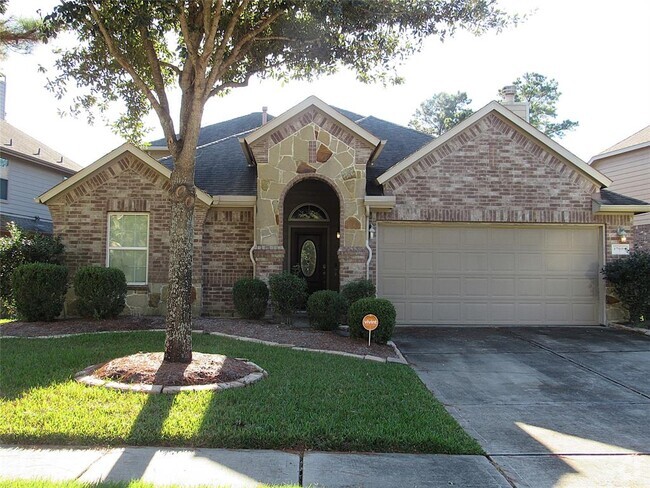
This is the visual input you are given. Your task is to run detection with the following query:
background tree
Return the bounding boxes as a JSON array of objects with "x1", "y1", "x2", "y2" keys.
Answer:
[
  {"x1": 44, "y1": 0, "x2": 514, "y2": 363},
  {"x1": 502, "y1": 72, "x2": 578, "y2": 138},
  {"x1": 0, "y1": 0, "x2": 41, "y2": 58},
  {"x1": 409, "y1": 91, "x2": 473, "y2": 136}
]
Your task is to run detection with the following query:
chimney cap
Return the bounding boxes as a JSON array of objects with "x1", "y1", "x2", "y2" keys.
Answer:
[{"x1": 502, "y1": 85, "x2": 517, "y2": 104}]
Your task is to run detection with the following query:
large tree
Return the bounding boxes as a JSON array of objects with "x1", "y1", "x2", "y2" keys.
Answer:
[
  {"x1": 0, "y1": 0, "x2": 41, "y2": 58},
  {"x1": 409, "y1": 91, "x2": 473, "y2": 136},
  {"x1": 44, "y1": 0, "x2": 513, "y2": 363},
  {"x1": 503, "y1": 72, "x2": 578, "y2": 138}
]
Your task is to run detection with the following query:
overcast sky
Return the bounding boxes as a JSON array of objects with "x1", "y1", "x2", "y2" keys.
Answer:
[{"x1": 2, "y1": 0, "x2": 649, "y2": 167}]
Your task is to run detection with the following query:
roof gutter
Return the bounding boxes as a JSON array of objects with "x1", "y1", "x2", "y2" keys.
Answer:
[{"x1": 592, "y1": 201, "x2": 650, "y2": 215}]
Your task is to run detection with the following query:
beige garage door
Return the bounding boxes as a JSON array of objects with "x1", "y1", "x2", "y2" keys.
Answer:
[{"x1": 377, "y1": 224, "x2": 602, "y2": 325}]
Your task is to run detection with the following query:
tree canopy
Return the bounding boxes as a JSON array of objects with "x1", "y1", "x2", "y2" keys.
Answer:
[
  {"x1": 409, "y1": 91, "x2": 473, "y2": 136},
  {"x1": 43, "y1": 0, "x2": 515, "y2": 362},
  {"x1": 505, "y1": 72, "x2": 579, "y2": 138},
  {"x1": 410, "y1": 72, "x2": 579, "y2": 139},
  {"x1": 0, "y1": 0, "x2": 41, "y2": 59}
]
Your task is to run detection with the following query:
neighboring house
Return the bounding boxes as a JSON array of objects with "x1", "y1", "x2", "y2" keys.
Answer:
[
  {"x1": 0, "y1": 119, "x2": 81, "y2": 234},
  {"x1": 589, "y1": 125, "x2": 650, "y2": 250},
  {"x1": 37, "y1": 96, "x2": 650, "y2": 325}
]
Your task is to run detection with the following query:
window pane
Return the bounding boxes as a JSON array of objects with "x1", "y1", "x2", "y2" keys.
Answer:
[
  {"x1": 0, "y1": 178, "x2": 7, "y2": 200},
  {"x1": 109, "y1": 249, "x2": 147, "y2": 283},
  {"x1": 109, "y1": 214, "x2": 148, "y2": 248}
]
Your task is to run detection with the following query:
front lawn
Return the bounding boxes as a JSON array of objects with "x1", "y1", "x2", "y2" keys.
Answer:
[{"x1": 0, "y1": 332, "x2": 481, "y2": 454}]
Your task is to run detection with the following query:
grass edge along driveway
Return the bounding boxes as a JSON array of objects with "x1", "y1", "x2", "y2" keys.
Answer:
[{"x1": 0, "y1": 331, "x2": 481, "y2": 454}]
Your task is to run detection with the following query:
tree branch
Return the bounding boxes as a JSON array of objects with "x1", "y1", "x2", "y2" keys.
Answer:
[
  {"x1": 200, "y1": 0, "x2": 223, "y2": 61},
  {"x1": 208, "y1": 71, "x2": 254, "y2": 98},
  {"x1": 206, "y1": 8, "x2": 285, "y2": 94}
]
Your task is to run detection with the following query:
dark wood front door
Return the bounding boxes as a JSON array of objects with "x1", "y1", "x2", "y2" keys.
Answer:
[{"x1": 290, "y1": 228, "x2": 328, "y2": 294}]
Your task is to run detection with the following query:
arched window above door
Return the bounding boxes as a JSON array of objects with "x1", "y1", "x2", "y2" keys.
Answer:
[{"x1": 289, "y1": 204, "x2": 329, "y2": 222}]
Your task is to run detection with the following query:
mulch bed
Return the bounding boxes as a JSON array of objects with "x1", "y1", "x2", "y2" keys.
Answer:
[
  {"x1": 1, "y1": 315, "x2": 398, "y2": 359},
  {"x1": 92, "y1": 352, "x2": 258, "y2": 386}
]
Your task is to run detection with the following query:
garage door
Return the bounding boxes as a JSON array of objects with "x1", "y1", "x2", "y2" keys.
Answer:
[{"x1": 377, "y1": 224, "x2": 601, "y2": 325}]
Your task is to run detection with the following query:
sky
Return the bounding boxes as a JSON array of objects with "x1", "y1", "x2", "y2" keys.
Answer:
[{"x1": 1, "y1": 0, "x2": 649, "y2": 167}]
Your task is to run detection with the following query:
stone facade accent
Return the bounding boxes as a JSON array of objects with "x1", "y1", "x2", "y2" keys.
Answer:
[
  {"x1": 377, "y1": 112, "x2": 635, "y2": 323},
  {"x1": 46, "y1": 153, "x2": 209, "y2": 317},
  {"x1": 202, "y1": 208, "x2": 254, "y2": 315},
  {"x1": 338, "y1": 246, "x2": 369, "y2": 286},
  {"x1": 634, "y1": 223, "x2": 650, "y2": 251},
  {"x1": 250, "y1": 107, "x2": 374, "y2": 252}
]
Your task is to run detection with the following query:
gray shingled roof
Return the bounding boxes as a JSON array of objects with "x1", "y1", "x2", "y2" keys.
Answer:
[
  {"x1": 0, "y1": 214, "x2": 53, "y2": 234},
  {"x1": 151, "y1": 109, "x2": 432, "y2": 196},
  {"x1": 600, "y1": 189, "x2": 650, "y2": 206}
]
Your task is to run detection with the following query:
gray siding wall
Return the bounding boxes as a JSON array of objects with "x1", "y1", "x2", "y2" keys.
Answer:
[
  {"x1": 0, "y1": 156, "x2": 67, "y2": 222},
  {"x1": 593, "y1": 147, "x2": 650, "y2": 226}
]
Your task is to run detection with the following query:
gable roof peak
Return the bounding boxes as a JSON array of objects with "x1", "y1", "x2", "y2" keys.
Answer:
[{"x1": 377, "y1": 100, "x2": 611, "y2": 188}]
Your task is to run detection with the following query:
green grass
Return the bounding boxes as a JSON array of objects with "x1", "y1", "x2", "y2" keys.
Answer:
[
  {"x1": 0, "y1": 332, "x2": 482, "y2": 454},
  {"x1": 0, "y1": 481, "x2": 298, "y2": 488}
]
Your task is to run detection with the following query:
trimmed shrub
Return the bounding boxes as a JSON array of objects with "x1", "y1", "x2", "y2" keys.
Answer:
[
  {"x1": 340, "y1": 279, "x2": 376, "y2": 310},
  {"x1": 232, "y1": 277, "x2": 269, "y2": 319},
  {"x1": 269, "y1": 272, "x2": 307, "y2": 324},
  {"x1": 307, "y1": 290, "x2": 346, "y2": 331},
  {"x1": 12, "y1": 263, "x2": 68, "y2": 321},
  {"x1": 348, "y1": 297, "x2": 397, "y2": 344},
  {"x1": 0, "y1": 222, "x2": 64, "y2": 316},
  {"x1": 602, "y1": 250, "x2": 650, "y2": 325},
  {"x1": 74, "y1": 266, "x2": 127, "y2": 319}
]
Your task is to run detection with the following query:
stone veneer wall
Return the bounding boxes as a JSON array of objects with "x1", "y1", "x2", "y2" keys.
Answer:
[
  {"x1": 47, "y1": 153, "x2": 208, "y2": 316},
  {"x1": 375, "y1": 112, "x2": 635, "y2": 324},
  {"x1": 202, "y1": 207, "x2": 254, "y2": 315},
  {"x1": 249, "y1": 107, "x2": 375, "y2": 283}
]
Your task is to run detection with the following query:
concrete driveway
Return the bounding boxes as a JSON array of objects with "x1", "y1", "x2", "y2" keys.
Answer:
[{"x1": 394, "y1": 326, "x2": 650, "y2": 488}]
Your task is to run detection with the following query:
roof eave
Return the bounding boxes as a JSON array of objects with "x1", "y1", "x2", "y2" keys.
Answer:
[
  {"x1": 36, "y1": 142, "x2": 213, "y2": 206},
  {"x1": 0, "y1": 147, "x2": 79, "y2": 175},
  {"x1": 242, "y1": 95, "x2": 381, "y2": 150},
  {"x1": 377, "y1": 101, "x2": 612, "y2": 188},
  {"x1": 589, "y1": 140, "x2": 650, "y2": 165},
  {"x1": 592, "y1": 201, "x2": 650, "y2": 215},
  {"x1": 212, "y1": 195, "x2": 256, "y2": 208}
]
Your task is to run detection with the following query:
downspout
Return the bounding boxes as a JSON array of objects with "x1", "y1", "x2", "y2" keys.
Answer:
[
  {"x1": 249, "y1": 203, "x2": 257, "y2": 277},
  {"x1": 365, "y1": 205, "x2": 372, "y2": 280}
]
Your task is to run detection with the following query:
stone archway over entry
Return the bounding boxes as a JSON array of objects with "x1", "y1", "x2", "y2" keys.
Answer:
[{"x1": 282, "y1": 178, "x2": 341, "y2": 292}]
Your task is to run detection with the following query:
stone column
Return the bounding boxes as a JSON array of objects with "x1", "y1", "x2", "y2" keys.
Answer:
[{"x1": 338, "y1": 246, "x2": 368, "y2": 286}]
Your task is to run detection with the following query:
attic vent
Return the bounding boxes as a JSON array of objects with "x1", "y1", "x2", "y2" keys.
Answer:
[
  {"x1": 34, "y1": 148, "x2": 41, "y2": 156},
  {"x1": 4, "y1": 138, "x2": 11, "y2": 146},
  {"x1": 57, "y1": 157, "x2": 63, "y2": 164}
]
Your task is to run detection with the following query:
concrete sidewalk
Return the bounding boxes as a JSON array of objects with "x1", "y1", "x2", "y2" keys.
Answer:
[{"x1": 0, "y1": 445, "x2": 510, "y2": 487}]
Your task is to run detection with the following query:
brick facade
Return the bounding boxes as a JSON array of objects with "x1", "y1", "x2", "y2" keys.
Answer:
[
  {"x1": 338, "y1": 246, "x2": 369, "y2": 285},
  {"x1": 635, "y1": 223, "x2": 650, "y2": 251},
  {"x1": 47, "y1": 153, "x2": 210, "y2": 316},
  {"x1": 202, "y1": 208, "x2": 254, "y2": 315},
  {"x1": 376, "y1": 112, "x2": 635, "y2": 323}
]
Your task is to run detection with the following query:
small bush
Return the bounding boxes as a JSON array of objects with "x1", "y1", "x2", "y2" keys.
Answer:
[
  {"x1": 0, "y1": 222, "x2": 64, "y2": 316},
  {"x1": 348, "y1": 297, "x2": 397, "y2": 344},
  {"x1": 74, "y1": 266, "x2": 127, "y2": 319},
  {"x1": 232, "y1": 278, "x2": 269, "y2": 319},
  {"x1": 269, "y1": 272, "x2": 307, "y2": 324},
  {"x1": 602, "y1": 250, "x2": 650, "y2": 325},
  {"x1": 340, "y1": 279, "x2": 376, "y2": 310},
  {"x1": 12, "y1": 263, "x2": 68, "y2": 321},
  {"x1": 307, "y1": 290, "x2": 346, "y2": 330}
]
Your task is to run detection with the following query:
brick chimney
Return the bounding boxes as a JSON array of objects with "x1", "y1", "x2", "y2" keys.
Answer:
[{"x1": 500, "y1": 85, "x2": 529, "y2": 122}]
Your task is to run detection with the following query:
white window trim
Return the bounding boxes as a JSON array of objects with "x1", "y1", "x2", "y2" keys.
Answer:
[{"x1": 106, "y1": 212, "x2": 150, "y2": 285}]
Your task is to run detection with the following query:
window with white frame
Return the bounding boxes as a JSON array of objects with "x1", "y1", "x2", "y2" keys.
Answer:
[{"x1": 107, "y1": 213, "x2": 149, "y2": 284}]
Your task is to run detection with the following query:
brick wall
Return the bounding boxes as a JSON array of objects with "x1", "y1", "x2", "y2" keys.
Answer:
[
  {"x1": 338, "y1": 246, "x2": 368, "y2": 286},
  {"x1": 47, "y1": 153, "x2": 208, "y2": 316},
  {"x1": 374, "y1": 112, "x2": 635, "y2": 323},
  {"x1": 635, "y1": 223, "x2": 650, "y2": 251},
  {"x1": 202, "y1": 207, "x2": 254, "y2": 315}
]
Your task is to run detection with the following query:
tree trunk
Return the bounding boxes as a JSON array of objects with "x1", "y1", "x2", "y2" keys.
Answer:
[{"x1": 164, "y1": 164, "x2": 196, "y2": 363}]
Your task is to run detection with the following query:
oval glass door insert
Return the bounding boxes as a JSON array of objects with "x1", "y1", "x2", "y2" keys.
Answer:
[{"x1": 300, "y1": 240, "x2": 317, "y2": 277}]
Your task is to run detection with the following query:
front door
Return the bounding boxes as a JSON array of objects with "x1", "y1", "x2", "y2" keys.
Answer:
[{"x1": 290, "y1": 228, "x2": 328, "y2": 294}]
